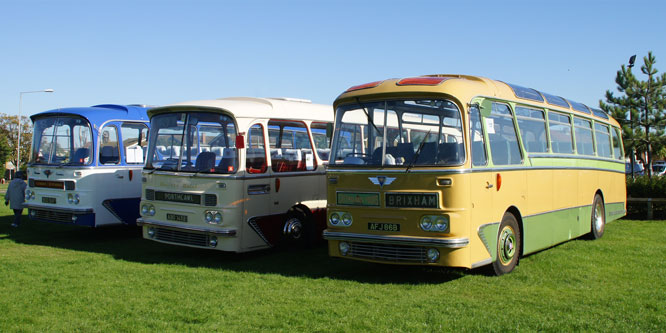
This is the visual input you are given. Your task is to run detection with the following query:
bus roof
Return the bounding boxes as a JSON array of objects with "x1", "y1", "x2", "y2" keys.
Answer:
[
  {"x1": 148, "y1": 97, "x2": 333, "y2": 122},
  {"x1": 334, "y1": 74, "x2": 619, "y2": 127},
  {"x1": 30, "y1": 104, "x2": 150, "y2": 124}
]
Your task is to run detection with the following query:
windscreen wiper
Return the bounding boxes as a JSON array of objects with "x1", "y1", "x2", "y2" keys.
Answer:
[{"x1": 406, "y1": 130, "x2": 431, "y2": 173}]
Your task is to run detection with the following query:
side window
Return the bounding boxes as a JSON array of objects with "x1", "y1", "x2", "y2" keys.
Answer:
[
  {"x1": 548, "y1": 111, "x2": 574, "y2": 154},
  {"x1": 611, "y1": 127, "x2": 623, "y2": 160},
  {"x1": 487, "y1": 103, "x2": 522, "y2": 165},
  {"x1": 268, "y1": 120, "x2": 315, "y2": 172},
  {"x1": 311, "y1": 122, "x2": 332, "y2": 162},
  {"x1": 595, "y1": 123, "x2": 612, "y2": 158},
  {"x1": 516, "y1": 106, "x2": 547, "y2": 153},
  {"x1": 121, "y1": 123, "x2": 149, "y2": 164},
  {"x1": 246, "y1": 124, "x2": 267, "y2": 174},
  {"x1": 574, "y1": 117, "x2": 594, "y2": 156},
  {"x1": 99, "y1": 125, "x2": 120, "y2": 164},
  {"x1": 470, "y1": 105, "x2": 487, "y2": 166}
]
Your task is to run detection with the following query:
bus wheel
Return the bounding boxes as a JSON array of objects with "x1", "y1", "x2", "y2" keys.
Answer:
[
  {"x1": 492, "y1": 213, "x2": 521, "y2": 276},
  {"x1": 283, "y1": 208, "x2": 314, "y2": 247},
  {"x1": 589, "y1": 194, "x2": 605, "y2": 240}
]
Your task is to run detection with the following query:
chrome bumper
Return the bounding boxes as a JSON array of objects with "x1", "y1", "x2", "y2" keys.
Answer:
[
  {"x1": 136, "y1": 218, "x2": 237, "y2": 236},
  {"x1": 323, "y1": 230, "x2": 469, "y2": 248},
  {"x1": 24, "y1": 203, "x2": 93, "y2": 214}
]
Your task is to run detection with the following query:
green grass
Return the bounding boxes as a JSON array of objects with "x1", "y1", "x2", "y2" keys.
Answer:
[{"x1": 0, "y1": 199, "x2": 664, "y2": 331}]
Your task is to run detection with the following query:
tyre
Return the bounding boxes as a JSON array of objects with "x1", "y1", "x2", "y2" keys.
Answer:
[
  {"x1": 282, "y1": 208, "x2": 315, "y2": 247},
  {"x1": 492, "y1": 212, "x2": 521, "y2": 276},
  {"x1": 589, "y1": 194, "x2": 605, "y2": 240}
]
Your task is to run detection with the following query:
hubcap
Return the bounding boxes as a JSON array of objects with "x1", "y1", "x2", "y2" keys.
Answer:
[
  {"x1": 283, "y1": 218, "x2": 303, "y2": 239},
  {"x1": 499, "y1": 227, "x2": 516, "y2": 265},
  {"x1": 594, "y1": 201, "x2": 604, "y2": 232}
]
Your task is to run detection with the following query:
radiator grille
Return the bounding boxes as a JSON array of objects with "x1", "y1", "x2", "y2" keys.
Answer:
[
  {"x1": 348, "y1": 242, "x2": 428, "y2": 263},
  {"x1": 145, "y1": 189, "x2": 155, "y2": 200},
  {"x1": 31, "y1": 209, "x2": 73, "y2": 224},
  {"x1": 155, "y1": 228, "x2": 209, "y2": 247},
  {"x1": 204, "y1": 194, "x2": 217, "y2": 206}
]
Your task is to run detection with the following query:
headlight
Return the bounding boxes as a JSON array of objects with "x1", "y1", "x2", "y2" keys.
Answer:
[
  {"x1": 25, "y1": 190, "x2": 32, "y2": 201},
  {"x1": 205, "y1": 211, "x2": 213, "y2": 222},
  {"x1": 214, "y1": 212, "x2": 222, "y2": 223},
  {"x1": 147, "y1": 227, "x2": 155, "y2": 238},
  {"x1": 74, "y1": 194, "x2": 80, "y2": 205},
  {"x1": 141, "y1": 204, "x2": 155, "y2": 216},
  {"x1": 426, "y1": 248, "x2": 440, "y2": 262},
  {"x1": 330, "y1": 212, "x2": 340, "y2": 225},
  {"x1": 435, "y1": 216, "x2": 448, "y2": 231},
  {"x1": 209, "y1": 236, "x2": 218, "y2": 248},
  {"x1": 141, "y1": 204, "x2": 149, "y2": 215},
  {"x1": 342, "y1": 213, "x2": 353, "y2": 226},
  {"x1": 339, "y1": 242, "x2": 350, "y2": 255},
  {"x1": 148, "y1": 206, "x2": 155, "y2": 216},
  {"x1": 67, "y1": 193, "x2": 74, "y2": 204},
  {"x1": 420, "y1": 215, "x2": 448, "y2": 232},
  {"x1": 420, "y1": 216, "x2": 432, "y2": 231}
]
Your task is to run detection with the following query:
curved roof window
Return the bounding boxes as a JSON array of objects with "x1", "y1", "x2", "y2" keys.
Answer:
[
  {"x1": 591, "y1": 108, "x2": 610, "y2": 120},
  {"x1": 504, "y1": 82, "x2": 544, "y2": 102},
  {"x1": 540, "y1": 91, "x2": 570, "y2": 108},
  {"x1": 566, "y1": 99, "x2": 591, "y2": 114}
]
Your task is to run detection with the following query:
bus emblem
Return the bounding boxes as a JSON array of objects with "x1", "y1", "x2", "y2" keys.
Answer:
[{"x1": 369, "y1": 176, "x2": 395, "y2": 188}]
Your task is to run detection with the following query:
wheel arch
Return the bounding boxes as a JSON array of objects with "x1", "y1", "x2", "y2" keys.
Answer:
[{"x1": 505, "y1": 205, "x2": 524, "y2": 258}]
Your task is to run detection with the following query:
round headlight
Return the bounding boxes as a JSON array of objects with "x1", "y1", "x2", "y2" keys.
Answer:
[
  {"x1": 342, "y1": 213, "x2": 352, "y2": 226},
  {"x1": 148, "y1": 206, "x2": 155, "y2": 216},
  {"x1": 426, "y1": 248, "x2": 440, "y2": 262},
  {"x1": 67, "y1": 193, "x2": 74, "y2": 204},
  {"x1": 31, "y1": 191, "x2": 35, "y2": 199},
  {"x1": 25, "y1": 190, "x2": 32, "y2": 200},
  {"x1": 141, "y1": 204, "x2": 149, "y2": 215},
  {"x1": 147, "y1": 227, "x2": 155, "y2": 238},
  {"x1": 339, "y1": 241, "x2": 350, "y2": 255},
  {"x1": 420, "y1": 216, "x2": 433, "y2": 231},
  {"x1": 330, "y1": 212, "x2": 340, "y2": 225},
  {"x1": 435, "y1": 217, "x2": 448, "y2": 231},
  {"x1": 205, "y1": 211, "x2": 213, "y2": 222},
  {"x1": 214, "y1": 212, "x2": 222, "y2": 223},
  {"x1": 74, "y1": 194, "x2": 80, "y2": 205},
  {"x1": 209, "y1": 236, "x2": 218, "y2": 248}
]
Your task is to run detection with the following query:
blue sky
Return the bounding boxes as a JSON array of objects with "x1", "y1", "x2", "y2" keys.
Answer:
[{"x1": 1, "y1": 0, "x2": 665, "y2": 117}]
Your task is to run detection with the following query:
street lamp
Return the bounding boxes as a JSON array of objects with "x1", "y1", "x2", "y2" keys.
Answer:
[{"x1": 17, "y1": 89, "x2": 54, "y2": 173}]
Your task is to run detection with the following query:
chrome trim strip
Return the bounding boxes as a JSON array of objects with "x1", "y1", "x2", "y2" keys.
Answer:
[
  {"x1": 528, "y1": 153, "x2": 624, "y2": 164},
  {"x1": 25, "y1": 204, "x2": 93, "y2": 214},
  {"x1": 469, "y1": 166, "x2": 625, "y2": 174},
  {"x1": 323, "y1": 230, "x2": 468, "y2": 248},
  {"x1": 471, "y1": 257, "x2": 493, "y2": 269},
  {"x1": 327, "y1": 168, "x2": 471, "y2": 175},
  {"x1": 136, "y1": 218, "x2": 237, "y2": 236},
  {"x1": 328, "y1": 165, "x2": 624, "y2": 174}
]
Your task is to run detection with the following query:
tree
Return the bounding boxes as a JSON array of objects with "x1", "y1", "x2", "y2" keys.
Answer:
[
  {"x1": 0, "y1": 135, "x2": 11, "y2": 179},
  {"x1": 0, "y1": 114, "x2": 33, "y2": 170},
  {"x1": 601, "y1": 52, "x2": 666, "y2": 178}
]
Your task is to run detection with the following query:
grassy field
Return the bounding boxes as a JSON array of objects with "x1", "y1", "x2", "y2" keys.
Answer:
[{"x1": 1, "y1": 201, "x2": 665, "y2": 332}]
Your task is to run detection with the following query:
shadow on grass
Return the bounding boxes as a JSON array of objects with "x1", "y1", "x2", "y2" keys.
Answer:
[{"x1": 0, "y1": 215, "x2": 468, "y2": 285}]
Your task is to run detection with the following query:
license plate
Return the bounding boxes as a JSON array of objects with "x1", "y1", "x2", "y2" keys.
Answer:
[
  {"x1": 42, "y1": 197, "x2": 56, "y2": 204},
  {"x1": 368, "y1": 222, "x2": 400, "y2": 232},
  {"x1": 167, "y1": 213, "x2": 188, "y2": 222}
]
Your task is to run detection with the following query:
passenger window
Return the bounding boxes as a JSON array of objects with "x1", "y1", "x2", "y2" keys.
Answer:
[
  {"x1": 516, "y1": 106, "x2": 547, "y2": 153},
  {"x1": 611, "y1": 127, "x2": 623, "y2": 160},
  {"x1": 311, "y1": 122, "x2": 332, "y2": 162},
  {"x1": 121, "y1": 123, "x2": 149, "y2": 164},
  {"x1": 99, "y1": 125, "x2": 120, "y2": 164},
  {"x1": 269, "y1": 120, "x2": 315, "y2": 172},
  {"x1": 595, "y1": 123, "x2": 612, "y2": 158},
  {"x1": 574, "y1": 117, "x2": 594, "y2": 156},
  {"x1": 246, "y1": 124, "x2": 267, "y2": 174},
  {"x1": 487, "y1": 103, "x2": 522, "y2": 165},
  {"x1": 548, "y1": 111, "x2": 574, "y2": 154},
  {"x1": 470, "y1": 105, "x2": 487, "y2": 166}
]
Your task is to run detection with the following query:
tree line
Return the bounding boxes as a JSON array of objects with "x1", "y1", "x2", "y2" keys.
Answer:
[{"x1": 0, "y1": 114, "x2": 32, "y2": 179}]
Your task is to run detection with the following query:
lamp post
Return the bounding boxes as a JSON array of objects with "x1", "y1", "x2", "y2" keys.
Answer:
[{"x1": 17, "y1": 89, "x2": 54, "y2": 173}]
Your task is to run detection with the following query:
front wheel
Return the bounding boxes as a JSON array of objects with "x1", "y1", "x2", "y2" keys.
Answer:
[
  {"x1": 282, "y1": 208, "x2": 315, "y2": 247},
  {"x1": 492, "y1": 212, "x2": 521, "y2": 276},
  {"x1": 589, "y1": 194, "x2": 605, "y2": 239}
]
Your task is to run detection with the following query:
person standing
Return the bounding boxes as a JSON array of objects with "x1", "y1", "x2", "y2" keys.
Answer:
[{"x1": 5, "y1": 171, "x2": 27, "y2": 227}]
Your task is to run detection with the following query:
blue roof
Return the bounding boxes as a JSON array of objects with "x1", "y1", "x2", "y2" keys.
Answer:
[{"x1": 30, "y1": 104, "x2": 151, "y2": 125}]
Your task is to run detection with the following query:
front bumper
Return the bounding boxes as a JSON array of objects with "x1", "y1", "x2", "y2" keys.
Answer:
[{"x1": 323, "y1": 230, "x2": 469, "y2": 248}]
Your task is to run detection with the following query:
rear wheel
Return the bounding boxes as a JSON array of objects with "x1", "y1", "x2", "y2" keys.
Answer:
[
  {"x1": 492, "y1": 212, "x2": 521, "y2": 276},
  {"x1": 589, "y1": 194, "x2": 605, "y2": 239}
]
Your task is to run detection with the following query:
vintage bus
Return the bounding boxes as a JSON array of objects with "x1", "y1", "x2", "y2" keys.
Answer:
[
  {"x1": 25, "y1": 104, "x2": 150, "y2": 227},
  {"x1": 323, "y1": 75, "x2": 626, "y2": 275},
  {"x1": 137, "y1": 97, "x2": 333, "y2": 252}
]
